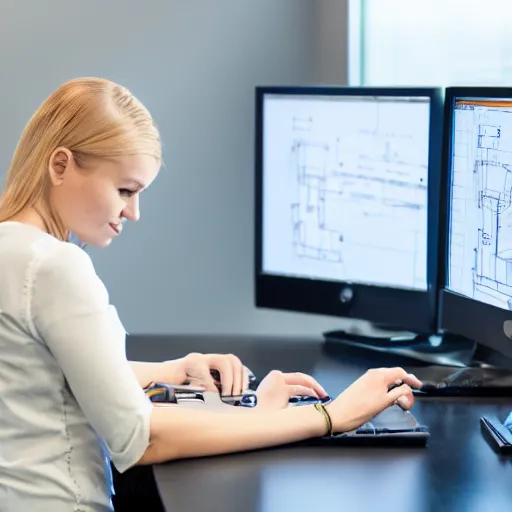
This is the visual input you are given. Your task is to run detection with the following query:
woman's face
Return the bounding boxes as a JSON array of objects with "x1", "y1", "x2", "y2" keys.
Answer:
[{"x1": 48, "y1": 148, "x2": 160, "y2": 247}]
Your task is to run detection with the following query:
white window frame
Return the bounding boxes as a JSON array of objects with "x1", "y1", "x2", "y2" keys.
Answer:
[
  {"x1": 347, "y1": 0, "x2": 363, "y2": 86},
  {"x1": 348, "y1": 0, "x2": 512, "y2": 87}
]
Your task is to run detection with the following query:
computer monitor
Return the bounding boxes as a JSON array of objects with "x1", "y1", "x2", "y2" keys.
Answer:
[
  {"x1": 255, "y1": 86, "x2": 444, "y2": 340},
  {"x1": 439, "y1": 87, "x2": 512, "y2": 361}
]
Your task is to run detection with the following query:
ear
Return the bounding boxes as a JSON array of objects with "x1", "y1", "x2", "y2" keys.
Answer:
[{"x1": 48, "y1": 147, "x2": 74, "y2": 187}]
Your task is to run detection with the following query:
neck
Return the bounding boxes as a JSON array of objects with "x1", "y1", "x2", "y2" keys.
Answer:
[
  {"x1": 32, "y1": 205, "x2": 52, "y2": 234},
  {"x1": 9, "y1": 205, "x2": 68, "y2": 240},
  {"x1": 7, "y1": 207, "x2": 48, "y2": 233},
  {"x1": 8, "y1": 201, "x2": 70, "y2": 241}
]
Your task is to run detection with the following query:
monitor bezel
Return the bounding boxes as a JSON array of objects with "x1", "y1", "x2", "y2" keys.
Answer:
[
  {"x1": 254, "y1": 86, "x2": 444, "y2": 334},
  {"x1": 438, "y1": 86, "x2": 512, "y2": 358}
]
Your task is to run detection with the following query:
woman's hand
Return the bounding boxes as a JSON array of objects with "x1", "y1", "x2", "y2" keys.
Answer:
[
  {"x1": 164, "y1": 352, "x2": 251, "y2": 396},
  {"x1": 255, "y1": 370, "x2": 329, "y2": 410},
  {"x1": 325, "y1": 367, "x2": 423, "y2": 434}
]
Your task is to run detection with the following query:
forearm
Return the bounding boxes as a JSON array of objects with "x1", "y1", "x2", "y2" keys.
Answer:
[
  {"x1": 138, "y1": 404, "x2": 326, "y2": 464},
  {"x1": 129, "y1": 361, "x2": 176, "y2": 388}
]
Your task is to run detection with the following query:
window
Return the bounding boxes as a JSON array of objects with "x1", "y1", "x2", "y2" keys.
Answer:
[{"x1": 350, "y1": 0, "x2": 512, "y2": 86}]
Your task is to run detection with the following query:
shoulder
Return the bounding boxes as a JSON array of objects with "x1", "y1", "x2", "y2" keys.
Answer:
[
  {"x1": 2, "y1": 229, "x2": 110, "y2": 309},
  {"x1": 35, "y1": 236, "x2": 94, "y2": 276},
  {"x1": 0, "y1": 223, "x2": 95, "y2": 283},
  {"x1": 28, "y1": 237, "x2": 111, "y2": 331},
  {"x1": 34, "y1": 239, "x2": 107, "y2": 300}
]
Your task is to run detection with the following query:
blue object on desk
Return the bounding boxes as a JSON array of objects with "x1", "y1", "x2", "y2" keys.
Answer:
[
  {"x1": 221, "y1": 394, "x2": 257, "y2": 407},
  {"x1": 480, "y1": 414, "x2": 512, "y2": 453}
]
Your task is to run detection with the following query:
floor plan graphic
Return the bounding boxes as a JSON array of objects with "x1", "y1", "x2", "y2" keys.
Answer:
[
  {"x1": 450, "y1": 101, "x2": 512, "y2": 310},
  {"x1": 262, "y1": 95, "x2": 430, "y2": 291}
]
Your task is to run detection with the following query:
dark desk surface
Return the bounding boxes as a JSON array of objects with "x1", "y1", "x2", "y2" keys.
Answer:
[{"x1": 126, "y1": 335, "x2": 512, "y2": 512}]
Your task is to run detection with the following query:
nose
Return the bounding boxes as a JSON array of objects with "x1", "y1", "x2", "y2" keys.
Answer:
[{"x1": 122, "y1": 195, "x2": 140, "y2": 222}]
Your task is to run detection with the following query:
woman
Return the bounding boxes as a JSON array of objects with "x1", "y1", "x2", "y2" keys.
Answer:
[{"x1": 0, "y1": 77, "x2": 421, "y2": 511}]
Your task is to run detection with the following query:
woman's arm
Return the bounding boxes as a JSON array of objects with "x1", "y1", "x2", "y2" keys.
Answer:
[
  {"x1": 139, "y1": 366, "x2": 422, "y2": 464},
  {"x1": 140, "y1": 370, "x2": 333, "y2": 462},
  {"x1": 139, "y1": 403, "x2": 326, "y2": 464}
]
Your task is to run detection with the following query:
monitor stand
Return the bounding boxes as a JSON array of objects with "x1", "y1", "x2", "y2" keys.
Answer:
[
  {"x1": 323, "y1": 326, "x2": 512, "y2": 396},
  {"x1": 322, "y1": 326, "x2": 477, "y2": 367}
]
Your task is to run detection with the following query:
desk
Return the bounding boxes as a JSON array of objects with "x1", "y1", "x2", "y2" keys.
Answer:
[{"x1": 125, "y1": 335, "x2": 512, "y2": 512}]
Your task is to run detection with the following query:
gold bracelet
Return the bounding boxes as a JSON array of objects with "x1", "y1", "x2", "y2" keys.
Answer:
[{"x1": 314, "y1": 402, "x2": 333, "y2": 437}]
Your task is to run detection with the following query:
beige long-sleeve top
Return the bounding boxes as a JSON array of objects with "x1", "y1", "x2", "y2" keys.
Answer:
[{"x1": 0, "y1": 222, "x2": 152, "y2": 512}]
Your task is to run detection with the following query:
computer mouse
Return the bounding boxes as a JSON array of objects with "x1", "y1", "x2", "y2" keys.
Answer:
[
  {"x1": 411, "y1": 382, "x2": 440, "y2": 395},
  {"x1": 220, "y1": 394, "x2": 257, "y2": 407}
]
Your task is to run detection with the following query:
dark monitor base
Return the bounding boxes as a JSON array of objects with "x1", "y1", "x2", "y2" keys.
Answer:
[
  {"x1": 323, "y1": 330, "x2": 512, "y2": 397},
  {"x1": 322, "y1": 329, "x2": 477, "y2": 367}
]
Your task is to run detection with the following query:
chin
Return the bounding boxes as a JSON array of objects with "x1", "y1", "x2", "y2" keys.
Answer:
[
  {"x1": 92, "y1": 238, "x2": 114, "y2": 249},
  {"x1": 72, "y1": 233, "x2": 113, "y2": 249}
]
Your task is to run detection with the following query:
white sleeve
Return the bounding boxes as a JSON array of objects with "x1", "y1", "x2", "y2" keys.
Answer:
[{"x1": 29, "y1": 242, "x2": 152, "y2": 473}]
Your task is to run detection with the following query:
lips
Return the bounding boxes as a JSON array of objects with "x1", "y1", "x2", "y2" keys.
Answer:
[{"x1": 109, "y1": 223, "x2": 121, "y2": 235}]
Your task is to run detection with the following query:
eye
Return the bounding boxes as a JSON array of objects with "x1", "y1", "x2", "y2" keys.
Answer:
[{"x1": 118, "y1": 188, "x2": 136, "y2": 197}]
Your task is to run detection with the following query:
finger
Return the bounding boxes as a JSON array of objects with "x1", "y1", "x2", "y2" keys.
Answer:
[
  {"x1": 387, "y1": 384, "x2": 414, "y2": 409},
  {"x1": 210, "y1": 355, "x2": 235, "y2": 396},
  {"x1": 189, "y1": 368, "x2": 219, "y2": 393},
  {"x1": 188, "y1": 375, "x2": 218, "y2": 393},
  {"x1": 383, "y1": 367, "x2": 409, "y2": 385},
  {"x1": 402, "y1": 373, "x2": 423, "y2": 390},
  {"x1": 188, "y1": 359, "x2": 219, "y2": 393},
  {"x1": 238, "y1": 365, "x2": 246, "y2": 395},
  {"x1": 288, "y1": 385, "x2": 319, "y2": 398},
  {"x1": 228, "y1": 354, "x2": 244, "y2": 396},
  {"x1": 396, "y1": 395, "x2": 414, "y2": 410},
  {"x1": 283, "y1": 372, "x2": 328, "y2": 397},
  {"x1": 386, "y1": 372, "x2": 422, "y2": 392}
]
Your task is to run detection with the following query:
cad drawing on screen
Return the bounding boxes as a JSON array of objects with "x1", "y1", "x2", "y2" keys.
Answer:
[
  {"x1": 276, "y1": 98, "x2": 429, "y2": 291},
  {"x1": 450, "y1": 101, "x2": 512, "y2": 311}
]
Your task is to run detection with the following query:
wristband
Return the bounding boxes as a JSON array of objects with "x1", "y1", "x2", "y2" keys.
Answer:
[{"x1": 314, "y1": 402, "x2": 333, "y2": 437}]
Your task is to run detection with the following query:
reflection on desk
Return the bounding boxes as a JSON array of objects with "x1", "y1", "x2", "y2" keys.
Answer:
[{"x1": 121, "y1": 335, "x2": 512, "y2": 512}]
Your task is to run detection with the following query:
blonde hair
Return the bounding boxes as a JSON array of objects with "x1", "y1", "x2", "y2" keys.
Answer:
[{"x1": 0, "y1": 77, "x2": 162, "y2": 240}]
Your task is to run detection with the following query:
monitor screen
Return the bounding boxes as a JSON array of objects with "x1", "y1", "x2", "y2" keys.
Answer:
[
  {"x1": 262, "y1": 93, "x2": 431, "y2": 291},
  {"x1": 447, "y1": 97, "x2": 512, "y2": 311},
  {"x1": 255, "y1": 86, "x2": 443, "y2": 334}
]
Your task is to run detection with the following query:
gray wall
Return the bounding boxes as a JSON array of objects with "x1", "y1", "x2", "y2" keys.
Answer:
[{"x1": 0, "y1": 0, "x2": 361, "y2": 336}]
